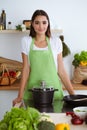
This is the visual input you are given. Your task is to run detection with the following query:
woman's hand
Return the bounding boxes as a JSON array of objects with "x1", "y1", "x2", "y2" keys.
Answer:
[{"x1": 12, "y1": 97, "x2": 22, "y2": 106}]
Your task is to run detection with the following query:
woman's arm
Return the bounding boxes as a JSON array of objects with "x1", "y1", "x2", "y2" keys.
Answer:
[
  {"x1": 57, "y1": 53, "x2": 75, "y2": 95},
  {"x1": 13, "y1": 53, "x2": 30, "y2": 106}
]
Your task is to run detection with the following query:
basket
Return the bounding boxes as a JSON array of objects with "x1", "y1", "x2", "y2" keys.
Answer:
[{"x1": 0, "y1": 57, "x2": 22, "y2": 86}]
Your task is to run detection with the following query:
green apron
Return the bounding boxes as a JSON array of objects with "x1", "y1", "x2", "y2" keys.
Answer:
[{"x1": 23, "y1": 37, "x2": 63, "y2": 101}]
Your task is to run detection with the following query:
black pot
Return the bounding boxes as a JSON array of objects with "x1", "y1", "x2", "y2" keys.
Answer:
[{"x1": 28, "y1": 87, "x2": 58, "y2": 106}]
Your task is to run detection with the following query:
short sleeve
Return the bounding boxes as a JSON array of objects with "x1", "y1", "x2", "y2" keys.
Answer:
[
  {"x1": 21, "y1": 36, "x2": 32, "y2": 55},
  {"x1": 50, "y1": 36, "x2": 63, "y2": 55},
  {"x1": 56, "y1": 37, "x2": 63, "y2": 54}
]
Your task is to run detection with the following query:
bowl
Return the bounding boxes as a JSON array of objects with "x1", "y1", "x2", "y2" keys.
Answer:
[{"x1": 73, "y1": 106, "x2": 87, "y2": 119}]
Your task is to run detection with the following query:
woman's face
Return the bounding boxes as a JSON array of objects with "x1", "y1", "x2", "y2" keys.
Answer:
[{"x1": 32, "y1": 15, "x2": 48, "y2": 35}]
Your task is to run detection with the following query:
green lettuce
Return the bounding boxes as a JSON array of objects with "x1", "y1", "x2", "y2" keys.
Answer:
[{"x1": 0, "y1": 107, "x2": 41, "y2": 130}]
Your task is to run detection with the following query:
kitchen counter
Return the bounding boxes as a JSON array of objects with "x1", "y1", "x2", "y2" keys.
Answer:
[
  {"x1": 24, "y1": 100, "x2": 77, "y2": 113},
  {"x1": 48, "y1": 113, "x2": 87, "y2": 130},
  {"x1": 0, "y1": 100, "x2": 87, "y2": 129}
]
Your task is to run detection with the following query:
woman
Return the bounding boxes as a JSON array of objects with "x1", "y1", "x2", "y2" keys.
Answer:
[{"x1": 13, "y1": 9, "x2": 75, "y2": 106}]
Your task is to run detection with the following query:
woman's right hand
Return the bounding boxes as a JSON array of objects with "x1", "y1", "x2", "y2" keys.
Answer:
[{"x1": 12, "y1": 97, "x2": 22, "y2": 107}]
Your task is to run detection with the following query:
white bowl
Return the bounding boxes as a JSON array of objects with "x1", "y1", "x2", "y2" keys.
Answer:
[{"x1": 73, "y1": 106, "x2": 87, "y2": 119}]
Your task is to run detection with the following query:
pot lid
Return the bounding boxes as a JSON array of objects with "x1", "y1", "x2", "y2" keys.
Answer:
[
  {"x1": 32, "y1": 87, "x2": 54, "y2": 91},
  {"x1": 30, "y1": 80, "x2": 58, "y2": 92}
]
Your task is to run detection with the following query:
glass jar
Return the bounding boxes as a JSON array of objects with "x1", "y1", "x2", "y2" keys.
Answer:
[{"x1": 7, "y1": 21, "x2": 12, "y2": 29}]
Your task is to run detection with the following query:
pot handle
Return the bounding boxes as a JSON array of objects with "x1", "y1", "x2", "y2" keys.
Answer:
[{"x1": 54, "y1": 89, "x2": 58, "y2": 91}]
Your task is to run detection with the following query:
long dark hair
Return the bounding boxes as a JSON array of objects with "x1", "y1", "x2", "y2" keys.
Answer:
[{"x1": 29, "y1": 10, "x2": 51, "y2": 38}]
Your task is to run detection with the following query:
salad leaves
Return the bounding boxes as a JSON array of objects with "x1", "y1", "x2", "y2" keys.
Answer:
[{"x1": 0, "y1": 107, "x2": 41, "y2": 130}]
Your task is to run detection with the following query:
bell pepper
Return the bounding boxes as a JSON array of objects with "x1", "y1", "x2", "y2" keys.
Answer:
[
  {"x1": 56, "y1": 123, "x2": 70, "y2": 130},
  {"x1": 80, "y1": 61, "x2": 87, "y2": 66}
]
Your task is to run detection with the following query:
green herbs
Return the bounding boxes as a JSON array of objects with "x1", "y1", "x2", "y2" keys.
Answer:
[
  {"x1": 62, "y1": 42, "x2": 71, "y2": 57},
  {"x1": 75, "y1": 109, "x2": 87, "y2": 112},
  {"x1": 59, "y1": 35, "x2": 71, "y2": 57},
  {"x1": 72, "y1": 51, "x2": 87, "y2": 68},
  {"x1": 16, "y1": 24, "x2": 22, "y2": 31}
]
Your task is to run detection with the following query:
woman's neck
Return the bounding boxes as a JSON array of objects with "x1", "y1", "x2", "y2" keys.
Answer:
[
  {"x1": 35, "y1": 35, "x2": 46, "y2": 42},
  {"x1": 34, "y1": 35, "x2": 47, "y2": 48}
]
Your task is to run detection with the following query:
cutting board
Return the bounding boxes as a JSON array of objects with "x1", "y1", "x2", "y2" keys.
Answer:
[{"x1": 48, "y1": 113, "x2": 87, "y2": 130}]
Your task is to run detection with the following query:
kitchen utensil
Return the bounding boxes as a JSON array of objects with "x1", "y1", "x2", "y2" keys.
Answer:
[
  {"x1": 28, "y1": 81, "x2": 58, "y2": 105},
  {"x1": 63, "y1": 94, "x2": 87, "y2": 106}
]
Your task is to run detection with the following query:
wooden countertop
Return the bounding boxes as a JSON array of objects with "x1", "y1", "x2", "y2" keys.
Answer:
[
  {"x1": 0, "y1": 81, "x2": 20, "y2": 90},
  {"x1": 0, "y1": 81, "x2": 87, "y2": 90},
  {"x1": 63, "y1": 81, "x2": 87, "y2": 90}
]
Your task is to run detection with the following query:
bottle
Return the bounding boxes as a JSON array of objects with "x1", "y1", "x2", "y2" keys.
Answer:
[{"x1": 1, "y1": 10, "x2": 6, "y2": 30}]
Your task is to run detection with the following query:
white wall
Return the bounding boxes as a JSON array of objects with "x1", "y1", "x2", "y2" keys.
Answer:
[
  {"x1": 0, "y1": 0, "x2": 87, "y2": 119},
  {"x1": 0, "y1": 0, "x2": 87, "y2": 78}
]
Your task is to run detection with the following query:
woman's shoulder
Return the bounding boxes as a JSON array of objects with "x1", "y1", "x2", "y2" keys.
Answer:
[
  {"x1": 50, "y1": 35, "x2": 62, "y2": 53},
  {"x1": 50, "y1": 35, "x2": 62, "y2": 46},
  {"x1": 21, "y1": 36, "x2": 32, "y2": 43},
  {"x1": 21, "y1": 36, "x2": 32, "y2": 55}
]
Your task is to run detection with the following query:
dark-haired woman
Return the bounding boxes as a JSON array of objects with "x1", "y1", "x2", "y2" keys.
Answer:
[{"x1": 13, "y1": 9, "x2": 74, "y2": 106}]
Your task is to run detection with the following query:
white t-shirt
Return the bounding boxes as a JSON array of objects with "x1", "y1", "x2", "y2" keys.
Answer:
[{"x1": 21, "y1": 36, "x2": 62, "y2": 70}]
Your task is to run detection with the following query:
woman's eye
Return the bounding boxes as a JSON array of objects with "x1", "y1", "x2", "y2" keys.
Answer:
[
  {"x1": 34, "y1": 21, "x2": 47, "y2": 25},
  {"x1": 43, "y1": 21, "x2": 47, "y2": 24},
  {"x1": 35, "y1": 21, "x2": 39, "y2": 24}
]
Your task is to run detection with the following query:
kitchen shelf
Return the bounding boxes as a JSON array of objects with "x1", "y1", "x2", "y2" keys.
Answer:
[
  {"x1": 0, "y1": 29, "x2": 63, "y2": 34},
  {"x1": 0, "y1": 29, "x2": 30, "y2": 34}
]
